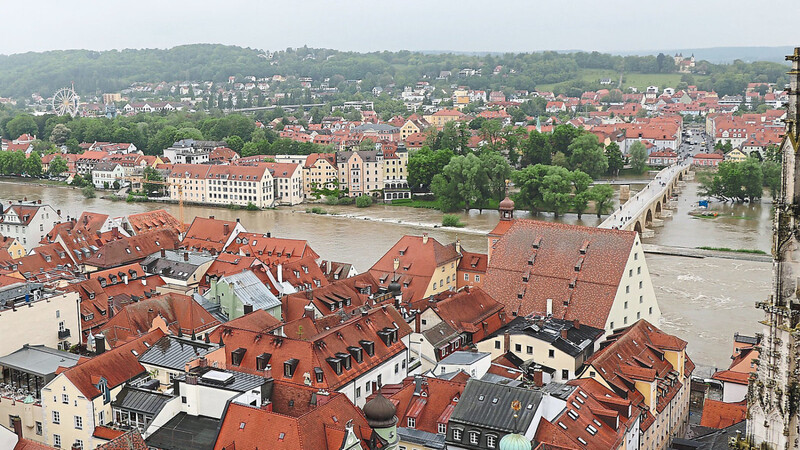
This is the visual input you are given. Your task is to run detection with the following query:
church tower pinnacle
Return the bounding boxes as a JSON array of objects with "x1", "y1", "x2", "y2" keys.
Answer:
[{"x1": 748, "y1": 47, "x2": 800, "y2": 449}]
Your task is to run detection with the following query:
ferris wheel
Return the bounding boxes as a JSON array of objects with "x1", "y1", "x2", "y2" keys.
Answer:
[{"x1": 52, "y1": 84, "x2": 79, "y2": 116}]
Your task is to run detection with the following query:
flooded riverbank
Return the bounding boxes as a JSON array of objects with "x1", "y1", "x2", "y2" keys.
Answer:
[{"x1": 0, "y1": 178, "x2": 773, "y2": 370}]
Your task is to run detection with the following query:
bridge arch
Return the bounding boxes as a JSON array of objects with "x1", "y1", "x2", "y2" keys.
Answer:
[
  {"x1": 655, "y1": 201, "x2": 662, "y2": 216},
  {"x1": 645, "y1": 209, "x2": 653, "y2": 225},
  {"x1": 634, "y1": 221, "x2": 643, "y2": 234},
  {"x1": 662, "y1": 194, "x2": 668, "y2": 204}
]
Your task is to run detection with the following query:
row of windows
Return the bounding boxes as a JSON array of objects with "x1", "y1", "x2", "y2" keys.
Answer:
[
  {"x1": 609, "y1": 307, "x2": 653, "y2": 329},
  {"x1": 450, "y1": 429, "x2": 498, "y2": 448}
]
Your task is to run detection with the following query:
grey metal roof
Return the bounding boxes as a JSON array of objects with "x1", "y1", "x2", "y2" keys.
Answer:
[
  {"x1": 219, "y1": 270, "x2": 281, "y2": 311},
  {"x1": 193, "y1": 293, "x2": 228, "y2": 323},
  {"x1": 484, "y1": 316, "x2": 604, "y2": 357},
  {"x1": 422, "y1": 321, "x2": 460, "y2": 348},
  {"x1": 449, "y1": 379, "x2": 543, "y2": 433},
  {"x1": 478, "y1": 373, "x2": 524, "y2": 387},
  {"x1": 438, "y1": 351, "x2": 490, "y2": 366},
  {"x1": 0, "y1": 344, "x2": 81, "y2": 376},
  {"x1": 112, "y1": 386, "x2": 173, "y2": 415},
  {"x1": 178, "y1": 368, "x2": 266, "y2": 393},
  {"x1": 145, "y1": 412, "x2": 219, "y2": 450},
  {"x1": 0, "y1": 282, "x2": 43, "y2": 308},
  {"x1": 141, "y1": 250, "x2": 214, "y2": 281},
  {"x1": 353, "y1": 123, "x2": 400, "y2": 132},
  {"x1": 397, "y1": 427, "x2": 446, "y2": 449},
  {"x1": 539, "y1": 382, "x2": 576, "y2": 401},
  {"x1": 139, "y1": 336, "x2": 216, "y2": 371}
]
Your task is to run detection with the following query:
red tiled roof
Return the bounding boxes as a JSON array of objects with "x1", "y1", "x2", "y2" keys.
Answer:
[
  {"x1": 62, "y1": 329, "x2": 165, "y2": 399},
  {"x1": 125, "y1": 210, "x2": 182, "y2": 235},
  {"x1": 182, "y1": 217, "x2": 240, "y2": 253},
  {"x1": 373, "y1": 376, "x2": 465, "y2": 435},
  {"x1": 99, "y1": 293, "x2": 220, "y2": 348},
  {"x1": 370, "y1": 235, "x2": 460, "y2": 303},
  {"x1": 458, "y1": 250, "x2": 487, "y2": 273},
  {"x1": 584, "y1": 320, "x2": 688, "y2": 429},
  {"x1": 213, "y1": 384, "x2": 372, "y2": 450},
  {"x1": 712, "y1": 370, "x2": 750, "y2": 385},
  {"x1": 281, "y1": 272, "x2": 383, "y2": 322},
  {"x1": 84, "y1": 229, "x2": 180, "y2": 269},
  {"x1": 13, "y1": 439, "x2": 54, "y2": 450},
  {"x1": 227, "y1": 232, "x2": 320, "y2": 265},
  {"x1": 427, "y1": 287, "x2": 505, "y2": 340},
  {"x1": 484, "y1": 219, "x2": 635, "y2": 328},
  {"x1": 93, "y1": 425, "x2": 126, "y2": 440},
  {"x1": 699, "y1": 399, "x2": 746, "y2": 429}
]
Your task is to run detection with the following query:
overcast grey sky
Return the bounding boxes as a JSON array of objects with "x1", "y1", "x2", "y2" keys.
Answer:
[{"x1": 3, "y1": 0, "x2": 798, "y2": 55}]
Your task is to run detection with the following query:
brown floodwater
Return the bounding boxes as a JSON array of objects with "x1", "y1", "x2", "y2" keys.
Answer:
[{"x1": 0, "y1": 179, "x2": 771, "y2": 371}]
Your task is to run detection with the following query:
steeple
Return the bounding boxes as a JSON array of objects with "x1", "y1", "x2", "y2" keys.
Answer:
[{"x1": 747, "y1": 47, "x2": 800, "y2": 449}]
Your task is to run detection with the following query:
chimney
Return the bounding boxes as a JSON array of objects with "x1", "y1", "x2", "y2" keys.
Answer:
[
  {"x1": 37, "y1": 199, "x2": 41, "y2": 204},
  {"x1": 94, "y1": 334, "x2": 106, "y2": 355},
  {"x1": 561, "y1": 328, "x2": 568, "y2": 340},
  {"x1": 422, "y1": 233, "x2": 428, "y2": 244},
  {"x1": 327, "y1": 260, "x2": 332, "y2": 274},
  {"x1": 108, "y1": 298, "x2": 114, "y2": 318},
  {"x1": 533, "y1": 366, "x2": 544, "y2": 387},
  {"x1": 414, "y1": 312, "x2": 421, "y2": 332},
  {"x1": 573, "y1": 319, "x2": 580, "y2": 330},
  {"x1": 11, "y1": 415, "x2": 21, "y2": 438},
  {"x1": 266, "y1": 232, "x2": 271, "y2": 238},
  {"x1": 316, "y1": 389, "x2": 330, "y2": 406},
  {"x1": 303, "y1": 304, "x2": 316, "y2": 321},
  {"x1": 503, "y1": 330, "x2": 510, "y2": 353},
  {"x1": 546, "y1": 298, "x2": 552, "y2": 316},
  {"x1": 236, "y1": 218, "x2": 240, "y2": 223},
  {"x1": 160, "y1": 248, "x2": 166, "y2": 257},
  {"x1": 209, "y1": 215, "x2": 215, "y2": 219},
  {"x1": 56, "y1": 209, "x2": 61, "y2": 216},
  {"x1": 277, "y1": 263, "x2": 283, "y2": 284},
  {"x1": 223, "y1": 223, "x2": 230, "y2": 235},
  {"x1": 183, "y1": 252, "x2": 189, "y2": 262},
  {"x1": 455, "y1": 238, "x2": 460, "y2": 254}
]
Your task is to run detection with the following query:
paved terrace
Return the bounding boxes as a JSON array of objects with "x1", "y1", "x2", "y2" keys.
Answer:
[{"x1": 599, "y1": 163, "x2": 692, "y2": 235}]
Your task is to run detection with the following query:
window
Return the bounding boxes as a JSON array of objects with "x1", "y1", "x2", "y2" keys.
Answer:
[
  {"x1": 494, "y1": 340, "x2": 501, "y2": 349},
  {"x1": 515, "y1": 343, "x2": 521, "y2": 352},
  {"x1": 52, "y1": 411, "x2": 60, "y2": 424},
  {"x1": 527, "y1": 346, "x2": 533, "y2": 355},
  {"x1": 356, "y1": 387, "x2": 361, "y2": 398},
  {"x1": 637, "y1": 266, "x2": 642, "y2": 275},
  {"x1": 625, "y1": 285, "x2": 630, "y2": 294},
  {"x1": 53, "y1": 435, "x2": 61, "y2": 448},
  {"x1": 634, "y1": 252, "x2": 638, "y2": 260},
  {"x1": 407, "y1": 417, "x2": 415, "y2": 428},
  {"x1": 395, "y1": 363, "x2": 399, "y2": 374},
  {"x1": 624, "y1": 316, "x2": 628, "y2": 324},
  {"x1": 548, "y1": 349, "x2": 555, "y2": 358},
  {"x1": 610, "y1": 321, "x2": 614, "y2": 329},
  {"x1": 62, "y1": 393, "x2": 69, "y2": 404},
  {"x1": 562, "y1": 369, "x2": 569, "y2": 379},
  {"x1": 74, "y1": 415, "x2": 82, "y2": 430},
  {"x1": 639, "y1": 281, "x2": 643, "y2": 289},
  {"x1": 487, "y1": 434, "x2": 497, "y2": 448},
  {"x1": 639, "y1": 295, "x2": 643, "y2": 304},
  {"x1": 452, "y1": 428, "x2": 462, "y2": 440},
  {"x1": 475, "y1": 274, "x2": 480, "y2": 282},
  {"x1": 637, "y1": 312, "x2": 641, "y2": 319},
  {"x1": 35, "y1": 421, "x2": 42, "y2": 436},
  {"x1": 464, "y1": 273, "x2": 469, "y2": 281},
  {"x1": 624, "y1": 301, "x2": 628, "y2": 309},
  {"x1": 629, "y1": 269, "x2": 633, "y2": 277},
  {"x1": 438, "y1": 423, "x2": 447, "y2": 434},
  {"x1": 469, "y1": 431, "x2": 480, "y2": 445},
  {"x1": 649, "y1": 307, "x2": 653, "y2": 315},
  {"x1": 98, "y1": 410, "x2": 105, "y2": 425}
]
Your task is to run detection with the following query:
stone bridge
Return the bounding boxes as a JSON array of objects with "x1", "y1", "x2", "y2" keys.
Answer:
[{"x1": 599, "y1": 164, "x2": 693, "y2": 236}]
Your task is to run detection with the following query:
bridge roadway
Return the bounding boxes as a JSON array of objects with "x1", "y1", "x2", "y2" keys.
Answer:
[{"x1": 599, "y1": 163, "x2": 692, "y2": 235}]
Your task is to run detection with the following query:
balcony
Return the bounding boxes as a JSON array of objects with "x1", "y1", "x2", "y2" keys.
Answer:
[{"x1": 58, "y1": 329, "x2": 71, "y2": 340}]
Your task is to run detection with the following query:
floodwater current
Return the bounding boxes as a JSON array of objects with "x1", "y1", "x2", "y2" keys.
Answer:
[{"x1": 0, "y1": 178, "x2": 772, "y2": 372}]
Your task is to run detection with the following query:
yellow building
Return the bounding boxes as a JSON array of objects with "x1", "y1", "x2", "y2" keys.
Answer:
[
  {"x1": 40, "y1": 330, "x2": 164, "y2": 450},
  {"x1": 580, "y1": 320, "x2": 692, "y2": 450},
  {"x1": 724, "y1": 148, "x2": 748, "y2": 162},
  {"x1": 301, "y1": 153, "x2": 338, "y2": 200},
  {"x1": 423, "y1": 109, "x2": 466, "y2": 129},
  {"x1": 0, "y1": 236, "x2": 25, "y2": 258},
  {"x1": 369, "y1": 233, "x2": 461, "y2": 302}
]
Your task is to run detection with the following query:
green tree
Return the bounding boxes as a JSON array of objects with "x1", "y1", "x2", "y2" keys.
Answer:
[
  {"x1": 5, "y1": 115, "x2": 37, "y2": 139},
  {"x1": 539, "y1": 165, "x2": 575, "y2": 217},
  {"x1": 6, "y1": 151, "x2": 25, "y2": 174},
  {"x1": 479, "y1": 150, "x2": 512, "y2": 204},
  {"x1": 550, "y1": 125, "x2": 582, "y2": 157},
  {"x1": 82, "y1": 185, "x2": 96, "y2": 199},
  {"x1": 142, "y1": 166, "x2": 164, "y2": 196},
  {"x1": 48, "y1": 155, "x2": 68, "y2": 176},
  {"x1": 568, "y1": 134, "x2": 608, "y2": 178},
  {"x1": 431, "y1": 153, "x2": 488, "y2": 212},
  {"x1": 552, "y1": 151, "x2": 568, "y2": 168},
  {"x1": 520, "y1": 130, "x2": 551, "y2": 167},
  {"x1": 511, "y1": 164, "x2": 551, "y2": 214},
  {"x1": 355, "y1": 195, "x2": 373, "y2": 208},
  {"x1": 24, "y1": 152, "x2": 42, "y2": 176},
  {"x1": 629, "y1": 141, "x2": 648, "y2": 174},
  {"x1": 408, "y1": 147, "x2": 454, "y2": 189},
  {"x1": 700, "y1": 158, "x2": 764, "y2": 202},
  {"x1": 49, "y1": 123, "x2": 71, "y2": 145},
  {"x1": 762, "y1": 160, "x2": 781, "y2": 198},
  {"x1": 605, "y1": 143, "x2": 624, "y2": 176},
  {"x1": 225, "y1": 135, "x2": 244, "y2": 153},
  {"x1": 589, "y1": 184, "x2": 615, "y2": 218},
  {"x1": 569, "y1": 170, "x2": 593, "y2": 219}
]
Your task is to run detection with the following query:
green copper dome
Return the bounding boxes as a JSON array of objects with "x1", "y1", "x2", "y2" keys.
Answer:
[{"x1": 499, "y1": 432, "x2": 532, "y2": 450}]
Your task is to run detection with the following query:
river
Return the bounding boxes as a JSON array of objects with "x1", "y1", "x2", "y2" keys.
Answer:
[{"x1": 0, "y1": 178, "x2": 772, "y2": 372}]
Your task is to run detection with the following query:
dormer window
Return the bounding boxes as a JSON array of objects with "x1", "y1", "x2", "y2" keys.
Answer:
[
  {"x1": 284, "y1": 359, "x2": 299, "y2": 378},
  {"x1": 231, "y1": 348, "x2": 246, "y2": 366},
  {"x1": 256, "y1": 353, "x2": 271, "y2": 371}
]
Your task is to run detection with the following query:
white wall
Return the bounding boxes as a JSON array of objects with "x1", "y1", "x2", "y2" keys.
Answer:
[
  {"x1": 722, "y1": 382, "x2": 747, "y2": 403},
  {"x1": 0, "y1": 292, "x2": 81, "y2": 357},
  {"x1": 340, "y1": 349, "x2": 408, "y2": 407}
]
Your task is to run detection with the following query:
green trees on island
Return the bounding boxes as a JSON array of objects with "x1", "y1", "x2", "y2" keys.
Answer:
[
  {"x1": 629, "y1": 141, "x2": 649, "y2": 174},
  {"x1": 700, "y1": 158, "x2": 778, "y2": 202},
  {"x1": 511, "y1": 164, "x2": 612, "y2": 218}
]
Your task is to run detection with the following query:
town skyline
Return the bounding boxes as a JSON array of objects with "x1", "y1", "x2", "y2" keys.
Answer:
[{"x1": 3, "y1": 0, "x2": 798, "y2": 56}]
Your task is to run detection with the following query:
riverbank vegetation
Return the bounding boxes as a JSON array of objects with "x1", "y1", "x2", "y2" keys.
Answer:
[
  {"x1": 698, "y1": 157, "x2": 779, "y2": 202},
  {"x1": 441, "y1": 214, "x2": 465, "y2": 227},
  {"x1": 696, "y1": 246, "x2": 767, "y2": 255}
]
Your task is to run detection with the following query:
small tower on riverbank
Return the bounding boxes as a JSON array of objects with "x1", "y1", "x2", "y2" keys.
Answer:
[{"x1": 748, "y1": 47, "x2": 800, "y2": 448}]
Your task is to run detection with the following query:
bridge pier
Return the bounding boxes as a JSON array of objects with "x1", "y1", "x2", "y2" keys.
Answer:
[{"x1": 650, "y1": 218, "x2": 664, "y2": 227}]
